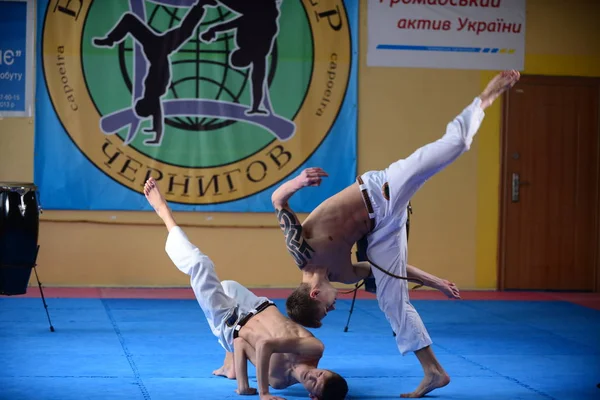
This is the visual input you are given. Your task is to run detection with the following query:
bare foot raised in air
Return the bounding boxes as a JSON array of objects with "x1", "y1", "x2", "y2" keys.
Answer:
[
  {"x1": 401, "y1": 370, "x2": 450, "y2": 398},
  {"x1": 144, "y1": 178, "x2": 176, "y2": 231},
  {"x1": 479, "y1": 69, "x2": 520, "y2": 110},
  {"x1": 144, "y1": 178, "x2": 167, "y2": 215}
]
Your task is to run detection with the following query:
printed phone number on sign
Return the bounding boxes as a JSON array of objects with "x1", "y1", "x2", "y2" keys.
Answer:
[
  {"x1": 0, "y1": 94, "x2": 21, "y2": 101},
  {"x1": 0, "y1": 101, "x2": 17, "y2": 109}
]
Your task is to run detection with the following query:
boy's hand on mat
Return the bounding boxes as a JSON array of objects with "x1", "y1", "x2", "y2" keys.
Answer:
[
  {"x1": 295, "y1": 168, "x2": 328, "y2": 188},
  {"x1": 236, "y1": 387, "x2": 257, "y2": 395},
  {"x1": 260, "y1": 394, "x2": 286, "y2": 400}
]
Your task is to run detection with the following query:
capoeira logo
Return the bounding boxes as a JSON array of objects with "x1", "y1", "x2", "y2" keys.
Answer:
[
  {"x1": 93, "y1": 0, "x2": 290, "y2": 147},
  {"x1": 42, "y1": 0, "x2": 351, "y2": 205}
]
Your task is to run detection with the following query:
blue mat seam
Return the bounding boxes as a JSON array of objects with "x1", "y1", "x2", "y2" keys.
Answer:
[
  {"x1": 433, "y1": 341, "x2": 559, "y2": 400},
  {"x1": 101, "y1": 299, "x2": 152, "y2": 400},
  {"x1": 438, "y1": 301, "x2": 565, "y2": 400}
]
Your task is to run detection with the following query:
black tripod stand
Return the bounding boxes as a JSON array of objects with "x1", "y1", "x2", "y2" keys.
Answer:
[
  {"x1": 0, "y1": 245, "x2": 55, "y2": 332},
  {"x1": 32, "y1": 246, "x2": 55, "y2": 332},
  {"x1": 343, "y1": 202, "x2": 412, "y2": 333}
]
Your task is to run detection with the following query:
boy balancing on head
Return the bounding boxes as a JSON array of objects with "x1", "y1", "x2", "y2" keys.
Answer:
[{"x1": 143, "y1": 177, "x2": 348, "y2": 400}]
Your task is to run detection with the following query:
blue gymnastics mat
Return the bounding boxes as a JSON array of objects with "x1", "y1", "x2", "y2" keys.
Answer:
[{"x1": 1, "y1": 297, "x2": 599, "y2": 399}]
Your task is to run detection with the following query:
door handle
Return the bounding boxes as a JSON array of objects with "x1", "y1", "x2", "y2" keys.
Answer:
[
  {"x1": 511, "y1": 173, "x2": 530, "y2": 202},
  {"x1": 512, "y1": 173, "x2": 520, "y2": 202}
]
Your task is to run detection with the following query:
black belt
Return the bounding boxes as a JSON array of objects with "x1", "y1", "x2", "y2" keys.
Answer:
[
  {"x1": 357, "y1": 176, "x2": 375, "y2": 232},
  {"x1": 232, "y1": 301, "x2": 276, "y2": 339}
]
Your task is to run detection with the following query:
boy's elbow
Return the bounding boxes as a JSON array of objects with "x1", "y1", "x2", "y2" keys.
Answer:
[
  {"x1": 271, "y1": 193, "x2": 282, "y2": 209},
  {"x1": 272, "y1": 198, "x2": 287, "y2": 211}
]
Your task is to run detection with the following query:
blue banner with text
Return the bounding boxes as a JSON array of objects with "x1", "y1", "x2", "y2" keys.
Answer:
[{"x1": 0, "y1": 1, "x2": 27, "y2": 115}]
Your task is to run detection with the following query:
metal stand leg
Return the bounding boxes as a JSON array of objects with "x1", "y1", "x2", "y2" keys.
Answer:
[
  {"x1": 343, "y1": 282, "x2": 360, "y2": 332},
  {"x1": 345, "y1": 236, "x2": 370, "y2": 332},
  {"x1": 32, "y1": 245, "x2": 54, "y2": 332}
]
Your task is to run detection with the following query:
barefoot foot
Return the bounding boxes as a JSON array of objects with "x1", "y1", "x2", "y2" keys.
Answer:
[
  {"x1": 212, "y1": 365, "x2": 236, "y2": 380},
  {"x1": 479, "y1": 70, "x2": 520, "y2": 110},
  {"x1": 143, "y1": 178, "x2": 168, "y2": 216},
  {"x1": 144, "y1": 178, "x2": 177, "y2": 231},
  {"x1": 400, "y1": 371, "x2": 450, "y2": 398}
]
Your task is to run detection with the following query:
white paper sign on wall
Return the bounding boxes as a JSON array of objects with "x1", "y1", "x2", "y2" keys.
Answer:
[{"x1": 368, "y1": 0, "x2": 526, "y2": 70}]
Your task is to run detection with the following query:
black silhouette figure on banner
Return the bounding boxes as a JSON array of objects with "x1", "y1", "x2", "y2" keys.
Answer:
[
  {"x1": 93, "y1": 0, "x2": 217, "y2": 144},
  {"x1": 200, "y1": 0, "x2": 280, "y2": 116}
]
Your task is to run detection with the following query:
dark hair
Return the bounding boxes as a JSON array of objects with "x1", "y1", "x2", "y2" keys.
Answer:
[
  {"x1": 321, "y1": 372, "x2": 348, "y2": 400},
  {"x1": 285, "y1": 283, "x2": 323, "y2": 328}
]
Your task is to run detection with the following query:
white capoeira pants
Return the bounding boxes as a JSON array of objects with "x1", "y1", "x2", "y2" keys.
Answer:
[
  {"x1": 164, "y1": 226, "x2": 269, "y2": 353},
  {"x1": 358, "y1": 97, "x2": 485, "y2": 355}
]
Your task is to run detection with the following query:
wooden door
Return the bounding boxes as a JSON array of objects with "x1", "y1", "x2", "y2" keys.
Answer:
[{"x1": 499, "y1": 75, "x2": 600, "y2": 291}]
